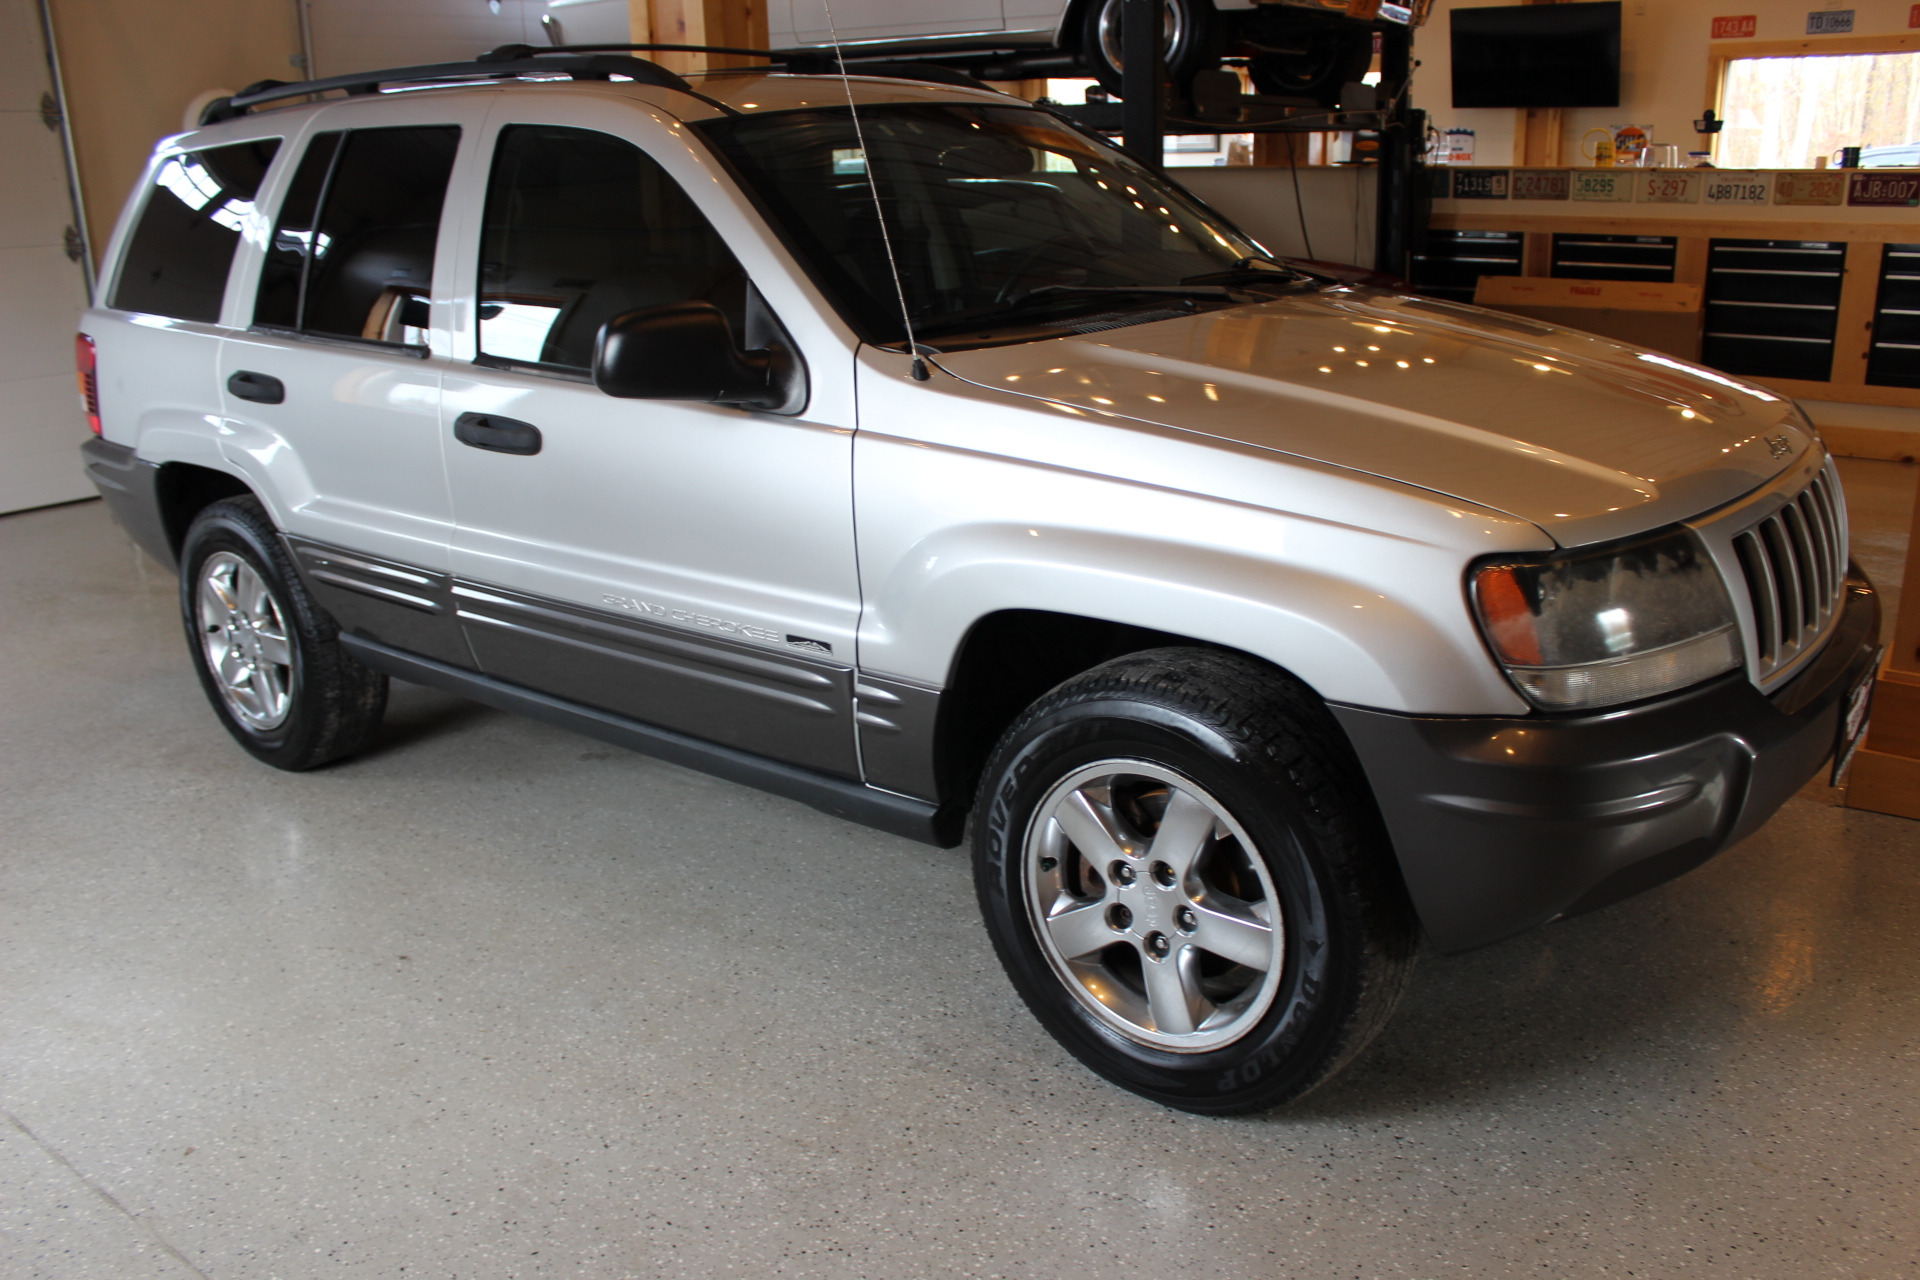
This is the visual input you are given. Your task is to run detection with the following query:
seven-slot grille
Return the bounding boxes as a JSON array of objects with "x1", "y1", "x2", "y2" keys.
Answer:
[{"x1": 1731, "y1": 460, "x2": 1848, "y2": 682}]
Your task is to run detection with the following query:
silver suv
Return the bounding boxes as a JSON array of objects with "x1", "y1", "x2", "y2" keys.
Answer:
[{"x1": 79, "y1": 48, "x2": 1879, "y2": 1114}]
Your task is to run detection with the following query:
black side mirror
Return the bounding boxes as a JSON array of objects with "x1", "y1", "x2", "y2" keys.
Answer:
[{"x1": 592, "y1": 302, "x2": 796, "y2": 412}]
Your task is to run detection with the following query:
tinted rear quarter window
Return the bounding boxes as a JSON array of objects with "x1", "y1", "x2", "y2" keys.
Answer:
[
  {"x1": 113, "y1": 138, "x2": 281, "y2": 322},
  {"x1": 254, "y1": 131, "x2": 341, "y2": 329}
]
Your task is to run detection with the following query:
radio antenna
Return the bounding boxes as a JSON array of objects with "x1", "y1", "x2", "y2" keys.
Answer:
[{"x1": 817, "y1": 0, "x2": 930, "y2": 380}]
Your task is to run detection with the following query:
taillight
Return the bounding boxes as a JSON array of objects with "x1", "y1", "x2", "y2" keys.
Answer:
[{"x1": 75, "y1": 333, "x2": 100, "y2": 435}]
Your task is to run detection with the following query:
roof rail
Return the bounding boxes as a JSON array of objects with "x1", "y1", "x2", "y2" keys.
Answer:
[
  {"x1": 196, "y1": 43, "x2": 1002, "y2": 126},
  {"x1": 198, "y1": 51, "x2": 713, "y2": 125}
]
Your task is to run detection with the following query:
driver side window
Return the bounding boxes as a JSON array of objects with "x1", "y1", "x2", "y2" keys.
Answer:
[{"x1": 477, "y1": 125, "x2": 748, "y2": 372}]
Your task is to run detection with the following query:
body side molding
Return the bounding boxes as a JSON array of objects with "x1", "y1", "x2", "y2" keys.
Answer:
[
  {"x1": 448, "y1": 576, "x2": 861, "y2": 777},
  {"x1": 853, "y1": 672, "x2": 943, "y2": 801},
  {"x1": 284, "y1": 536, "x2": 471, "y2": 667},
  {"x1": 339, "y1": 634, "x2": 964, "y2": 847}
]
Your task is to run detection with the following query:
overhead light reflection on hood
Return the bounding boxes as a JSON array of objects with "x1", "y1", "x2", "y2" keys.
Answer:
[{"x1": 1636, "y1": 351, "x2": 1779, "y2": 402}]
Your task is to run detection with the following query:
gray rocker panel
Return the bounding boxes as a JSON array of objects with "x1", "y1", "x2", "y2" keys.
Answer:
[
  {"x1": 451, "y1": 578, "x2": 862, "y2": 779},
  {"x1": 284, "y1": 536, "x2": 472, "y2": 668}
]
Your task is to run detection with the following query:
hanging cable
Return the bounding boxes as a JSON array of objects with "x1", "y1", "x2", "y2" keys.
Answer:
[
  {"x1": 818, "y1": 0, "x2": 930, "y2": 380},
  {"x1": 1284, "y1": 133, "x2": 1314, "y2": 263}
]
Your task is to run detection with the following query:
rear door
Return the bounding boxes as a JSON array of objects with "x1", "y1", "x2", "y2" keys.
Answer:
[{"x1": 218, "y1": 96, "x2": 485, "y2": 665}]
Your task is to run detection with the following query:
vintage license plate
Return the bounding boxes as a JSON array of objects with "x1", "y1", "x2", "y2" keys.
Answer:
[
  {"x1": 1453, "y1": 169, "x2": 1510, "y2": 199},
  {"x1": 1638, "y1": 171, "x2": 1702, "y2": 204},
  {"x1": 1832, "y1": 652, "x2": 1881, "y2": 785},
  {"x1": 1848, "y1": 171, "x2": 1920, "y2": 207}
]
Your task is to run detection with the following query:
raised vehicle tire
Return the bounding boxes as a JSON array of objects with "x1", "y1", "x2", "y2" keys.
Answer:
[
  {"x1": 1082, "y1": 0, "x2": 1218, "y2": 100},
  {"x1": 1248, "y1": 21, "x2": 1374, "y2": 105},
  {"x1": 178, "y1": 496, "x2": 388, "y2": 770},
  {"x1": 973, "y1": 648, "x2": 1417, "y2": 1113}
]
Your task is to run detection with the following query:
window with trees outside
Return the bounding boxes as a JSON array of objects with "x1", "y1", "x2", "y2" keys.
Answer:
[{"x1": 1717, "y1": 51, "x2": 1920, "y2": 168}]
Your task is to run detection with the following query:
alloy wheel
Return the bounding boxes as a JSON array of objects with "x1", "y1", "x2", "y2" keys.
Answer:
[
  {"x1": 1096, "y1": 0, "x2": 1188, "y2": 83},
  {"x1": 1023, "y1": 759, "x2": 1285, "y2": 1051},
  {"x1": 197, "y1": 550, "x2": 295, "y2": 730}
]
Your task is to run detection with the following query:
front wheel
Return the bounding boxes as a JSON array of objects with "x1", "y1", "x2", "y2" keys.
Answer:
[{"x1": 973, "y1": 648, "x2": 1416, "y2": 1113}]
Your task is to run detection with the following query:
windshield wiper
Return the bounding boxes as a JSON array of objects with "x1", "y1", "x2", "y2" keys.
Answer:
[{"x1": 1181, "y1": 257, "x2": 1319, "y2": 289}]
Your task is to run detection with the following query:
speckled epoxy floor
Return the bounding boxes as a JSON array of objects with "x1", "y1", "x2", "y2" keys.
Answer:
[{"x1": 3, "y1": 462, "x2": 1918, "y2": 1279}]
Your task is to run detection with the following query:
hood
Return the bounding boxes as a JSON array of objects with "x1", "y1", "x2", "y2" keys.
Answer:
[{"x1": 929, "y1": 288, "x2": 1812, "y2": 547}]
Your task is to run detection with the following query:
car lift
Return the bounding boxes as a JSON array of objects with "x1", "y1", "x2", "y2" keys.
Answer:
[
  {"x1": 200, "y1": 23, "x2": 1424, "y2": 281},
  {"x1": 1050, "y1": 0, "x2": 1424, "y2": 280}
]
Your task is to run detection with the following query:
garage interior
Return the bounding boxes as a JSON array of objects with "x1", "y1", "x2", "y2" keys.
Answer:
[{"x1": 5, "y1": 1, "x2": 1920, "y2": 1276}]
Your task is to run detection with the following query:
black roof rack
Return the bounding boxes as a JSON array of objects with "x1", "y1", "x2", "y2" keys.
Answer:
[
  {"x1": 198, "y1": 43, "x2": 999, "y2": 127},
  {"x1": 199, "y1": 51, "x2": 720, "y2": 125}
]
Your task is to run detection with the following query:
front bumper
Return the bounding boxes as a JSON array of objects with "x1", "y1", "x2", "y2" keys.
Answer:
[{"x1": 1333, "y1": 570, "x2": 1881, "y2": 953}]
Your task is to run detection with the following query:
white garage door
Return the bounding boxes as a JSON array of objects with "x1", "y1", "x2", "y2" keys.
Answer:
[{"x1": 0, "y1": 0, "x2": 92, "y2": 515}]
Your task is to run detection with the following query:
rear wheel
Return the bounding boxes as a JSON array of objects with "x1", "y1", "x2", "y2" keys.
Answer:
[
  {"x1": 1248, "y1": 21, "x2": 1374, "y2": 105},
  {"x1": 179, "y1": 496, "x2": 387, "y2": 770},
  {"x1": 973, "y1": 648, "x2": 1416, "y2": 1113}
]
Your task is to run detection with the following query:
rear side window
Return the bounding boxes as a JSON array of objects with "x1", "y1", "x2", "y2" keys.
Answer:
[
  {"x1": 112, "y1": 139, "x2": 280, "y2": 322},
  {"x1": 477, "y1": 124, "x2": 747, "y2": 371},
  {"x1": 255, "y1": 126, "x2": 460, "y2": 345},
  {"x1": 254, "y1": 131, "x2": 341, "y2": 330}
]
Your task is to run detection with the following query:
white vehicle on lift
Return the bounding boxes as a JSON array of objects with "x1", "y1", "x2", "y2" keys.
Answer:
[
  {"x1": 772, "y1": 0, "x2": 1428, "y2": 103},
  {"x1": 80, "y1": 46, "x2": 1877, "y2": 1114}
]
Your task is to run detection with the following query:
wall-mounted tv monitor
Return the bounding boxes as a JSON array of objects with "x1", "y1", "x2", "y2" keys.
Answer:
[{"x1": 1451, "y1": 2, "x2": 1622, "y2": 109}]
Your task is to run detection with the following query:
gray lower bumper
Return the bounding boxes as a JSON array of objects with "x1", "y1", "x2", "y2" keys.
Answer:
[
  {"x1": 1334, "y1": 571, "x2": 1882, "y2": 953},
  {"x1": 80, "y1": 437, "x2": 175, "y2": 570}
]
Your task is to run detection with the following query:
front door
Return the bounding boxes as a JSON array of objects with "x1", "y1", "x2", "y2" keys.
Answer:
[{"x1": 440, "y1": 113, "x2": 863, "y2": 777}]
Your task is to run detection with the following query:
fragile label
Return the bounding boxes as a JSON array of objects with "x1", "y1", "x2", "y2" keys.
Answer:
[
  {"x1": 1912, "y1": 2, "x2": 1920, "y2": 27},
  {"x1": 1774, "y1": 171, "x2": 1847, "y2": 205},
  {"x1": 1511, "y1": 169, "x2": 1570, "y2": 200},
  {"x1": 1453, "y1": 169, "x2": 1510, "y2": 199},
  {"x1": 1571, "y1": 170, "x2": 1635, "y2": 202},
  {"x1": 1712, "y1": 14, "x2": 1757, "y2": 37},
  {"x1": 1849, "y1": 171, "x2": 1920, "y2": 206},
  {"x1": 1806, "y1": 9, "x2": 1854, "y2": 34},
  {"x1": 1703, "y1": 172, "x2": 1772, "y2": 205},
  {"x1": 1638, "y1": 171, "x2": 1702, "y2": 204}
]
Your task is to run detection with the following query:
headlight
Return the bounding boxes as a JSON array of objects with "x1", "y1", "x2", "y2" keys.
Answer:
[{"x1": 1471, "y1": 527, "x2": 1741, "y2": 712}]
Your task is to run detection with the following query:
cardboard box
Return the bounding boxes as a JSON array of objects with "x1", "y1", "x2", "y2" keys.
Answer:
[{"x1": 1472, "y1": 276, "x2": 1703, "y2": 363}]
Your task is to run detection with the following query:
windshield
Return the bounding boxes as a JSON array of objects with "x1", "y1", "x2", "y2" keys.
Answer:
[{"x1": 696, "y1": 103, "x2": 1278, "y2": 345}]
